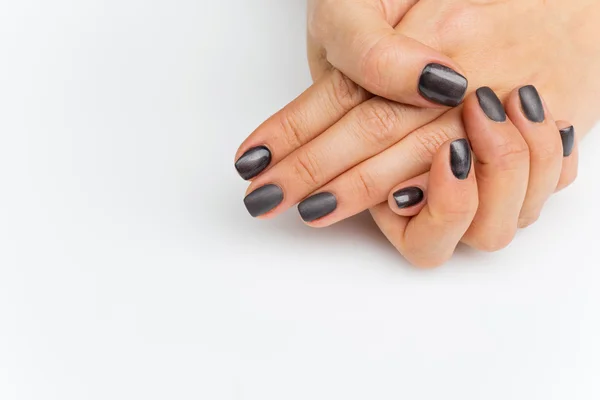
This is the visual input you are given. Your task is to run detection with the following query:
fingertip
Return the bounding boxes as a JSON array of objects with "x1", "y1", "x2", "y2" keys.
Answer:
[
  {"x1": 556, "y1": 122, "x2": 578, "y2": 191},
  {"x1": 417, "y1": 62, "x2": 468, "y2": 108},
  {"x1": 427, "y1": 138, "x2": 478, "y2": 220},
  {"x1": 558, "y1": 123, "x2": 576, "y2": 158},
  {"x1": 506, "y1": 85, "x2": 555, "y2": 127},
  {"x1": 388, "y1": 186, "x2": 426, "y2": 217},
  {"x1": 297, "y1": 192, "x2": 338, "y2": 227},
  {"x1": 235, "y1": 145, "x2": 273, "y2": 181}
]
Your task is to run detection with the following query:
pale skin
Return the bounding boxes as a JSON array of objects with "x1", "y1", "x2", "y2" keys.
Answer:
[{"x1": 235, "y1": 0, "x2": 600, "y2": 267}]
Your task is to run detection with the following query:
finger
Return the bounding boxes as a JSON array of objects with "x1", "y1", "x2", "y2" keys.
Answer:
[
  {"x1": 556, "y1": 122, "x2": 579, "y2": 192},
  {"x1": 459, "y1": 87, "x2": 530, "y2": 252},
  {"x1": 243, "y1": 97, "x2": 440, "y2": 218},
  {"x1": 234, "y1": 69, "x2": 371, "y2": 180},
  {"x1": 505, "y1": 86, "x2": 564, "y2": 228},
  {"x1": 310, "y1": 0, "x2": 468, "y2": 107},
  {"x1": 292, "y1": 109, "x2": 460, "y2": 226},
  {"x1": 387, "y1": 173, "x2": 429, "y2": 217},
  {"x1": 370, "y1": 139, "x2": 478, "y2": 268}
]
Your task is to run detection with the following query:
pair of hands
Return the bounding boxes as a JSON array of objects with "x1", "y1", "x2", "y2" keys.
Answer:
[{"x1": 234, "y1": 0, "x2": 600, "y2": 266}]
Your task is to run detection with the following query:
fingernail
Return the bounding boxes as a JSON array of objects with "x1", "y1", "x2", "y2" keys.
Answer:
[
  {"x1": 518, "y1": 85, "x2": 545, "y2": 123},
  {"x1": 235, "y1": 146, "x2": 272, "y2": 180},
  {"x1": 560, "y1": 125, "x2": 575, "y2": 157},
  {"x1": 476, "y1": 87, "x2": 506, "y2": 122},
  {"x1": 450, "y1": 139, "x2": 472, "y2": 180},
  {"x1": 298, "y1": 192, "x2": 337, "y2": 222},
  {"x1": 393, "y1": 187, "x2": 424, "y2": 209},
  {"x1": 418, "y1": 63, "x2": 468, "y2": 107},
  {"x1": 244, "y1": 184, "x2": 284, "y2": 217}
]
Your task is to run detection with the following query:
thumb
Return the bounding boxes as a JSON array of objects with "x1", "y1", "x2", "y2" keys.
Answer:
[{"x1": 312, "y1": 0, "x2": 468, "y2": 107}]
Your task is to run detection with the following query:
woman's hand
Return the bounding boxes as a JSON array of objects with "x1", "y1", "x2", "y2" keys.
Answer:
[
  {"x1": 373, "y1": 88, "x2": 577, "y2": 267},
  {"x1": 306, "y1": 0, "x2": 468, "y2": 107},
  {"x1": 235, "y1": 0, "x2": 600, "y2": 248}
]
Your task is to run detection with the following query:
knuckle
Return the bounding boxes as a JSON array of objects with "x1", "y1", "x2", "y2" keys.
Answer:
[
  {"x1": 529, "y1": 139, "x2": 562, "y2": 164},
  {"x1": 292, "y1": 149, "x2": 323, "y2": 187},
  {"x1": 353, "y1": 100, "x2": 400, "y2": 146},
  {"x1": 349, "y1": 168, "x2": 381, "y2": 204},
  {"x1": 490, "y1": 139, "x2": 530, "y2": 170},
  {"x1": 360, "y1": 34, "x2": 396, "y2": 93},
  {"x1": 278, "y1": 109, "x2": 307, "y2": 149},
  {"x1": 430, "y1": 188, "x2": 478, "y2": 225},
  {"x1": 412, "y1": 126, "x2": 461, "y2": 164},
  {"x1": 431, "y1": 206, "x2": 474, "y2": 226},
  {"x1": 329, "y1": 69, "x2": 365, "y2": 111}
]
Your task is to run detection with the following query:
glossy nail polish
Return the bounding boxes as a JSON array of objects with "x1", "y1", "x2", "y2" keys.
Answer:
[
  {"x1": 235, "y1": 146, "x2": 272, "y2": 180},
  {"x1": 244, "y1": 184, "x2": 284, "y2": 217},
  {"x1": 393, "y1": 187, "x2": 424, "y2": 209},
  {"x1": 450, "y1": 139, "x2": 472, "y2": 180},
  {"x1": 519, "y1": 85, "x2": 545, "y2": 123},
  {"x1": 560, "y1": 125, "x2": 575, "y2": 157},
  {"x1": 418, "y1": 63, "x2": 468, "y2": 107},
  {"x1": 476, "y1": 87, "x2": 506, "y2": 122},
  {"x1": 298, "y1": 192, "x2": 337, "y2": 222}
]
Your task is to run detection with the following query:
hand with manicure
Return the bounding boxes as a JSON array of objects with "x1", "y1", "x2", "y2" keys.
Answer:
[{"x1": 234, "y1": 0, "x2": 600, "y2": 267}]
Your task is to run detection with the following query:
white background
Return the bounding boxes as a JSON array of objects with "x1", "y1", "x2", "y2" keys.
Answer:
[{"x1": 1, "y1": 1, "x2": 600, "y2": 399}]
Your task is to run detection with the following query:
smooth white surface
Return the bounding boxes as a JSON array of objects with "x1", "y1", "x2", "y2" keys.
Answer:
[{"x1": 1, "y1": 1, "x2": 600, "y2": 399}]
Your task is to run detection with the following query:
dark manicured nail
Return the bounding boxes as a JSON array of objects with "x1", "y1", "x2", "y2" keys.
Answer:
[
  {"x1": 450, "y1": 139, "x2": 472, "y2": 180},
  {"x1": 519, "y1": 85, "x2": 545, "y2": 123},
  {"x1": 244, "y1": 184, "x2": 284, "y2": 217},
  {"x1": 560, "y1": 125, "x2": 575, "y2": 157},
  {"x1": 476, "y1": 87, "x2": 506, "y2": 122},
  {"x1": 235, "y1": 146, "x2": 272, "y2": 180},
  {"x1": 298, "y1": 192, "x2": 337, "y2": 222},
  {"x1": 418, "y1": 63, "x2": 468, "y2": 107},
  {"x1": 393, "y1": 187, "x2": 424, "y2": 209}
]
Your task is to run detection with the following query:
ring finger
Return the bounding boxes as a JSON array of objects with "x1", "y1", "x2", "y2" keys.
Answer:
[{"x1": 505, "y1": 86, "x2": 564, "y2": 228}]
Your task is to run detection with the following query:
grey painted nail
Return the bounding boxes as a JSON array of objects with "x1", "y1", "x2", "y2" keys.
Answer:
[
  {"x1": 244, "y1": 184, "x2": 284, "y2": 217},
  {"x1": 418, "y1": 63, "x2": 468, "y2": 107},
  {"x1": 519, "y1": 85, "x2": 545, "y2": 123},
  {"x1": 476, "y1": 87, "x2": 506, "y2": 122},
  {"x1": 393, "y1": 187, "x2": 424, "y2": 209},
  {"x1": 298, "y1": 192, "x2": 337, "y2": 222},
  {"x1": 560, "y1": 125, "x2": 575, "y2": 157},
  {"x1": 450, "y1": 139, "x2": 472, "y2": 180},
  {"x1": 235, "y1": 146, "x2": 272, "y2": 180}
]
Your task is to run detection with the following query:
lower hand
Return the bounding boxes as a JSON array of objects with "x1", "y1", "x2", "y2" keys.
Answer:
[{"x1": 373, "y1": 88, "x2": 577, "y2": 267}]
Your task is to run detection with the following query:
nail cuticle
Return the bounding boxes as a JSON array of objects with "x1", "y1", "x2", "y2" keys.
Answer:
[
  {"x1": 418, "y1": 63, "x2": 468, "y2": 107},
  {"x1": 235, "y1": 146, "x2": 272, "y2": 180},
  {"x1": 298, "y1": 192, "x2": 337, "y2": 223}
]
